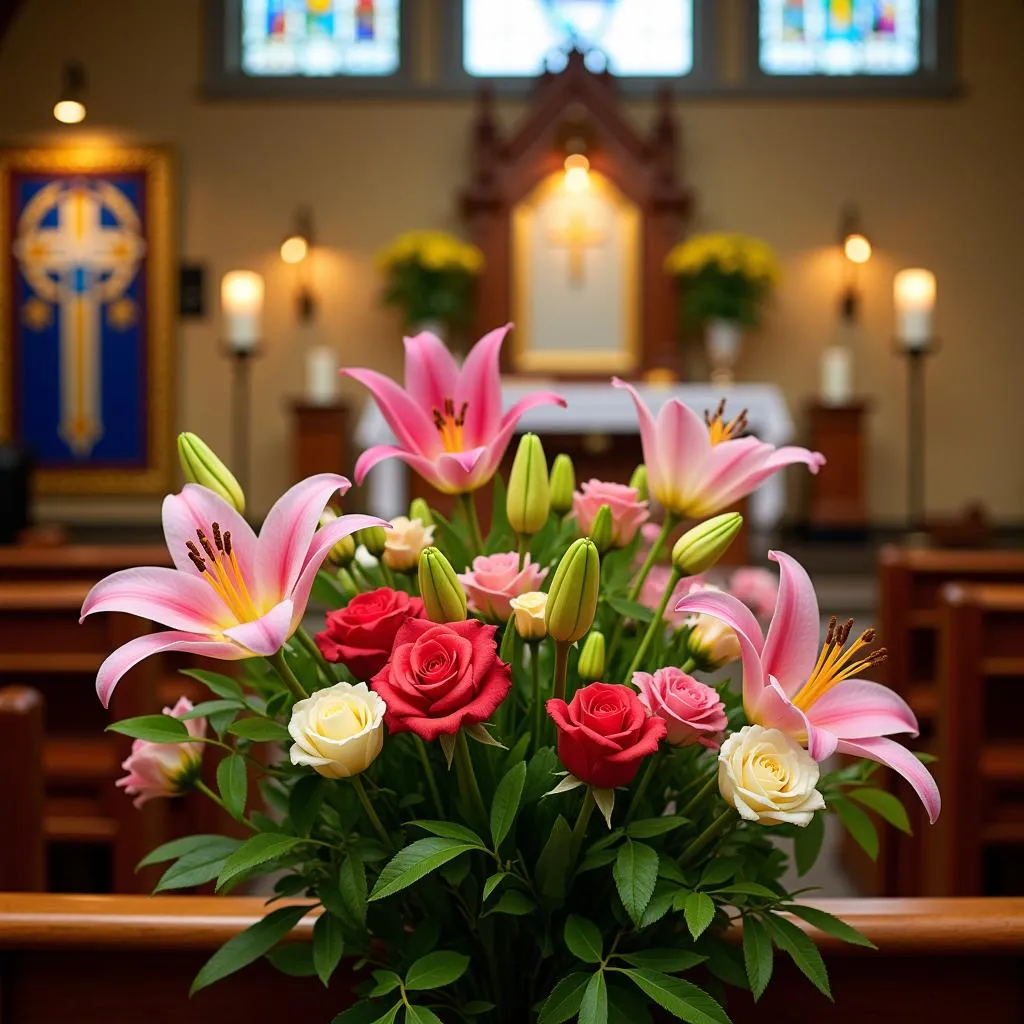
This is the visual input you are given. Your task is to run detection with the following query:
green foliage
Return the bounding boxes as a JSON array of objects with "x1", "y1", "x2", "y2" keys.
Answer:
[
  {"x1": 107, "y1": 715, "x2": 190, "y2": 743},
  {"x1": 613, "y1": 841, "x2": 659, "y2": 927},
  {"x1": 369, "y1": 838, "x2": 483, "y2": 901}
]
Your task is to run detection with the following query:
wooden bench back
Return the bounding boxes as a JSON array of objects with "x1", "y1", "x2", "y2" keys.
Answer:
[{"x1": 0, "y1": 688, "x2": 45, "y2": 891}]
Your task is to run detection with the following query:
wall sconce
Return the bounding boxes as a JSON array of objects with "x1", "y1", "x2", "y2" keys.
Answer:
[
  {"x1": 838, "y1": 205, "x2": 871, "y2": 322},
  {"x1": 280, "y1": 207, "x2": 316, "y2": 322},
  {"x1": 564, "y1": 153, "x2": 591, "y2": 193},
  {"x1": 53, "y1": 61, "x2": 87, "y2": 125}
]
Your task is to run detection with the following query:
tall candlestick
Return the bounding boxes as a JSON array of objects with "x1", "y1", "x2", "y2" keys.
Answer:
[
  {"x1": 306, "y1": 345, "x2": 338, "y2": 406},
  {"x1": 894, "y1": 268, "x2": 936, "y2": 350},
  {"x1": 221, "y1": 270, "x2": 264, "y2": 352}
]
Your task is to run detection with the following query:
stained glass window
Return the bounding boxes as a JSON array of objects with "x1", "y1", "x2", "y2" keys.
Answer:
[
  {"x1": 241, "y1": 0, "x2": 401, "y2": 77},
  {"x1": 462, "y1": 0, "x2": 693, "y2": 79},
  {"x1": 759, "y1": 0, "x2": 920, "y2": 76}
]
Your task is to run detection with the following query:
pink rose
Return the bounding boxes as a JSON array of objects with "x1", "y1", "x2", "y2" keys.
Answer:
[
  {"x1": 633, "y1": 668, "x2": 727, "y2": 748},
  {"x1": 729, "y1": 567, "x2": 779, "y2": 620},
  {"x1": 457, "y1": 552, "x2": 547, "y2": 620},
  {"x1": 115, "y1": 697, "x2": 206, "y2": 808},
  {"x1": 573, "y1": 479, "x2": 650, "y2": 548}
]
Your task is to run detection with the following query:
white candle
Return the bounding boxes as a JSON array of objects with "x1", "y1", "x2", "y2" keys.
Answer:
[
  {"x1": 306, "y1": 345, "x2": 338, "y2": 405},
  {"x1": 821, "y1": 345, "x2": 852, "y2": 406},
  {"x1": 221, "y1": 270, "x2": 264, "y2": 352},
  {"x1": 894, "y1": 268, "x2": 936, "y2": 349}
]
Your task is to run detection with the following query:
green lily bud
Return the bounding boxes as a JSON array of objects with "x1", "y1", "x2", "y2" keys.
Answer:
[
  {"x1": 177, "y1": 432, "x2": 245, "y2": 514},
  {"x1": 354, "y1": 525, "x2": 388, "y2": 557},
  {"x1": 335, "y1": 568, "x2": 360, "y2": 600},
  {"x1": 507, "y1": 433, "x2": 550, "y2": 536},
  {"x1": 418, "y1": 547, "x2": 468, "y2": 623},
  {"x1": 409, "y1": 497, "x2": 434, "y2": 529},
  {"x1": 545, "y1": 538, "x2": 600, "y2": 644},
  {"x1": 629, "y1": 464, "x2": 648, "y2": 503},
  {"x1": 587, "y1": 504, "x2": 614, "y2": 554},
  {"x1": 671, "y1": 512, "x2": 743, "y2": 576},
  {"x1": 318, "y1": 509, "x2": 356, "y2": 568},
  {"x1": 578, "y1": 630, "x2": 606, "y2": 682},
  {"x1": 549, "y1": 453, "x2": 576, "y2": 517}
]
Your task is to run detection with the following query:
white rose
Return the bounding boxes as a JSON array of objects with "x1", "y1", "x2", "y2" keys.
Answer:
[
  {"x1": 382, "y1": 515, "x2": 436, "y2": 571},
  {"x1": 288, "y1": 681, "x2": 386, "y2": 779},
  {"x1": 509, "y1": 591, "x2": 548, "y2": 640},
  {"x1": 718, "y1": 725, "x2": 825, "y2": 827}
]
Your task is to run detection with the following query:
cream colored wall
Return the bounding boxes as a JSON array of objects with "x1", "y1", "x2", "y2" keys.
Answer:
[{"x1": 1, "y1": 0, "x2": 1022, "y2": 524}]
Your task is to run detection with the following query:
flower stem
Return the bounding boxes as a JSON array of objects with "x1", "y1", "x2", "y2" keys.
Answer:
[
  {"x1": 295, "y1": 627, "x2": 334, "y2": 687},
  {"x1": 517, "y1": 533, "x2": 530, "y2": 572},
  {"x1": 269, "y1": 650, "x2": 308, "y2": 700},
  {"x1": 623, "y1": 566, "x2": 682, "y2": 683},
  {"x1": 679, "y1": 771, "x2": 719, "y2": 819},
  {"x1": 625, "y1": 748, "x2": 664, "y2": 825},
  {"x1": 351, "y1": 774, "x2": 392, "y2": 849},
  {"x1": 458, "y1": 492, "x2": 486, "y2": 557},
  {"x1": 194, "y1": 779, "x2": 255, "y2": 831},
  {"x1": 678, "y1": 808, "x2": 735, "y2": 867},
  {"x1": 454, "y1": 729, "x2": 488, "y2": 832},
  {"x1": 531, "y1": 641, "x2": 543, "y2": 748},
  {"x1": 379, "y1": 560, "x2": 396, "y2": 589},
  {"x1": 415, "y1": 736, "x2": 445, "y2": 818},
  {"x1": 569, "y1": 787, "x2": 596, "y2": 866},
  {"x1": 552, "y1": 641, "x2": 570, "y2": 703},
  {"x1": 628, "y1": 513, "x2": 677, "y2": 602}
]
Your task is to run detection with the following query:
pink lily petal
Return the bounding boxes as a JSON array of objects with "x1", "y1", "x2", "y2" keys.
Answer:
[
  {"x1": 341, "y1": 367, "x2": 440, "y2": 456},
  {"x1": 96, "y1": 630, "x2": 248, "y2": 708},
  {"x1": 721, "y1": 446, "x2": 826, "y2": 502},
  {"x1": 458, "y1": 323, "x2": 510, "y2": 445},
  {"x1": 80, "y1": 566, "x2": 230, "y2": 634},
  {"x1": 403, "y1": 331, "x2": 461, "y2": 414},
  {"x1": 353, "y1": 444, "x2": 414, "y2": 485},
  {"x1": 754, "y1": 677, "x2": 837, "y2": 760},
  {"x1": 223, "y1": 598, "x2": 295, "y2": 655},
  {"x1": 691, "y1": 437, "x2": 773, "y2": 514},
  {"x1": 355, "y1": 444, "x2": 490, "y2": 495},
  {"x1": 653, "y1": 398, "x2": 712, "y2": 504},
  {"x1": 837, "y1": 736, "x2": 941, "y2": 824},
  {"x1": 162, "y1": 485, "x2": 258, "y2": 579},
  {"x1": 762, "y1": 551, "x2": 822, "y2": 697},
  {"x1": 807, "y1": 679, "x2": 919, "y2": 739},
  {"x1": 256, "y1": 473, "x2": 350, "y2": 602}
]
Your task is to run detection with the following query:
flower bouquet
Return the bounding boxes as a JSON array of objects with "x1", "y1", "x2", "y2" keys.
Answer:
[{"x1": 86, "y1": 328, "x2": 939, "y2": 1024}]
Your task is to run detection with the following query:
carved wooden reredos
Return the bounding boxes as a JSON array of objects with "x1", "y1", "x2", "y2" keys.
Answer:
[{"x1": 461, "y1": 50, "x2": 692, "y2": 376}]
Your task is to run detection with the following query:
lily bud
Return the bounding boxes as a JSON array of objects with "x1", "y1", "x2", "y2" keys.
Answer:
[
  {"x1": 177, "y1": 432, "x2": 245, "y2": 514},
  {"x1": 507, "y1": 433, "x2": 550, "y2": 536},
  {"x1": 335, "y1": 568, "x2": 360, "y2": 600},
  {"x1": 687, "y1": 614, "x2": 741, "y2": 671},
  {"x1": 545, "y1": 538, "x2": 600, "y2": 644},
  {"x1": 418, "y1": 547, "x2": 468, "y2": 623},
  {"x1": 354, "y1": 525, "x2": 388, "y2": 557},
  {"x1": 578, "y1": 630, "x2": 606, "y2": 682},
  {"x1": 549, "y1": 453, "x2": 576, "y2": 516},
  {"x1": 409, "y1": 497, "x2": 434, "y2": 529},
  {"x1": 629, "y1": 464, "x2": 649, "y2": 503},
  {"x1": 671, "y1": 512, "x2": 743, "y2": 576},
  {"x1": 326, "y1": 531, "x2": 355, "y2": 568},
  {"x1": 587, "y1": 504, "x2": 614, "y2": 554}
]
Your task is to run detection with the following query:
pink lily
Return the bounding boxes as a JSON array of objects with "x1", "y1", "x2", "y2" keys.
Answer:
[
  {"x1": 343, "y1": 325, "x2": 566, "y2": 495},
  {"x1": 612, "y1": 381, "x2": 825, "y2": 518},
  {"x1": 81, "y1": 474, "x2": 383, "y2": 707},
  {"x1": 674, "y1": 550, "x2": 940, "y2": 823}
]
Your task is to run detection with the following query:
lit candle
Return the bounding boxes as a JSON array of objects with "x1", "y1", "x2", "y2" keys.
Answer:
[
  {"x1": 821, "y1": 345, "x2": 852, "y2": 406},
  {"x1": 221, "y1": 270, "x2": 264, "y2": 352},
  {"x1": 306, "y1": 345, "x2": 338, "y2": 405},
  {"x1": 894, "y1": 268, "x2": 936, "y2": 349}
]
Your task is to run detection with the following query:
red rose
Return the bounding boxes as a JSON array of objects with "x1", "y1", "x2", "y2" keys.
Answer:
[
  {"x1": 547, "y1": 682, "x2": 666, "y2": 789},
  {"x1": 315, "y1": 588, "x2": 425, "y2": 680},
  {"x1": 371, "y1": 619, "x2": 511, "y2": 741}
]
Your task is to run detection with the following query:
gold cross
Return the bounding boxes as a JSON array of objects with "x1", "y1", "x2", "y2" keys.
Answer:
[{"x1": 547, "y1": 210, "x2": 606, "y2": 286}]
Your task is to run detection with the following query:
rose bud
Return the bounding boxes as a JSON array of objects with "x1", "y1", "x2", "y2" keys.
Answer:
[
  {"x1": 459, "y1": 552, "x2": 548, "y2": 621},
  {"x1": 507, "y1": 433, "x2": 550, "y2": 537},
  {"x1": 409, "y1": 497, "x2": 435, "y2": 529},
  {"x1": 545, "y1": 538, "x2": 600, "y2": 644},
  {"x1": 633, "y1": 667, "x2": 727, "y2": 748},
  {"x1": 549, "y1": 453, "x2": 576, "y2": 516},
  {"x1": 718, "y1": 725, "x2": 825, "y2": 827},
  {"x1": 176, "y1": 432, "x2": 245, "y2": 514},
  {"x1": 354, "y1": 524, "x2": 388, "y2": 557},
  {"x1": 319, "y1": 509, "x2": 356, "y2": 567},
  {"x1": 382, "y1": 515, "x2": 435, "y2": 572},
  {"x1": 629, "y1": 464, "x2": 649, "y2": 503},
  {"x1": 289, "y1": 681, "x2": 387, "y2": 779},
  {"x1": 573, "y1": 480, "x2": 649, "y2": 549},
  {"x1": 578, "y1": 630, "x2": 606, "y2": 682},
  {"x1": 671, "y1": 512, "x2": 743, "y2": 576},
  {"x1": 419, "y1": 547, "x2": 468, "y2": 623},
  {"x1": 509, "y1": 591, "x2": 547, "y2": 641}
]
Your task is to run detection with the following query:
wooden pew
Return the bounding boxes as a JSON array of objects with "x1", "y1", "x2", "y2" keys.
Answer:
[
  {"x1": 935, "y1": 583, "x2": 1024, "y2": 896},
  {"x1": 0, "y1": 688, "x2": 45, "y2": 891},
  {"x1": 0, "y1": 894, "x2": 1020, "y2": 1022},
  {"x1": 0, "y1": 543, "x2": 171, "y2": 582}
]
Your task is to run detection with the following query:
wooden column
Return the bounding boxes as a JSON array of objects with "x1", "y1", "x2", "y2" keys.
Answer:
[
  {"x1": 806, "y1": 401, "x2": 870, "y2": 529},
  {"x1": 290, "y1": 401, "x2": 350, "y2": 485},
  {"x1": 0, "y1": 687, "x2": 46, "y2": 891}
]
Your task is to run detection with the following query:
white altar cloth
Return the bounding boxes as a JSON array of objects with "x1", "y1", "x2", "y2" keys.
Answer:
[{"x1": 354, "y1": 382, "x2": 796, "y2": 530}]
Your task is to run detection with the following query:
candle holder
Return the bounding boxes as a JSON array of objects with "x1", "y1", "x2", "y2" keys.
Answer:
[
  {"x1": 223, "y1": 342, "x2": 262, "y2": 502},
  {"x1": 895, "y1": 336, "x2": 940, "y2": 543}
]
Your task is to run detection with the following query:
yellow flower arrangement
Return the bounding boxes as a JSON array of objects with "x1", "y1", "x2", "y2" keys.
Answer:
[{"x1": 376, "y1": 230, "x2": 484, "y2": 276}]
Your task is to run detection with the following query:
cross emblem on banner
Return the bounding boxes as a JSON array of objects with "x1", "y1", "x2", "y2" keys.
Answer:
[
  {"x1": 547, "y1": 207, "x2": 606, "y2": 287},
  {"x1": 12, "y1": 179, "x2": 146, "y2": 457}
]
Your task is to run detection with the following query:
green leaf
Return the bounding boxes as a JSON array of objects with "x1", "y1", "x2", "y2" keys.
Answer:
[
  {"x1": 684, "y1": 891, "x2": 716, "y2": 941},
  {"x1": 313, "y1": 911, "x2": 344, "y2": 986},
  {"x1": 538, "y1": 972, "x2": 591, "y2": 1024},
  {"x1": 698, "y1": 860, "x2": 736, "y2": 888},
  {"x1": 579, "y1": 971, "x2": 608, "y2": 1024},
  {"x1": 606, "y1": 595, "x2": 655, "y2": 622},
  {"x1": 618, "y1": 950, "x2": 705, "y2": 974},
  {"x1": 370, "y1": 1005, "x2": 401, "y2": 1024},
  {"x1": 289, "y1": 774, "x2": 327, "y2": 837},
  {"x1": 499, "y1": 619, "x2": 517, "y2": 663},
  {"x1": 482, "y1": 872, "x2": 508, "y2": 901},
  {"x1": 153, "y1": 837, "x2": 243, "y2": 893},
  {"x1": 136, "y1": 833, "x2": 232, "y2": 870},
  {"x1": 833, "y1": 797, "x2": 879, "y2": 861},
  {"x1": 265, "y1": 941, "x2": 316, "y2": 977},
  {"x1": 216, "y1": 833, "x2": 307, "y2": 892},
  {"x1": 793, "y1": 809, "x2": 825, "y2": 875},
  {"x1": 523, "y1": 746, "x2": 561, "y2": 805},
  {"x1": 785, "y1": 905, "x2": 876, "y2": 949},
  {"x1": 370, "y1": 970, "x2": 404, "y2": 996},
  {"x1": 613, "y1": 841, "x2": 659, "y2": 926},
  {"x1": 535, "y1": 816, "x2": 573, "y2": 903},
  {"x1": 564, "y1": 915, "x2": 603, "y2": 964},
  {"x1": 578, "y1": 847, "x2": 619, "y2": 873},
  {"x1": 190, "y1": 904, "x2": 312, "y2": 994},
  {"x1": 405, "y1": 1007, "x2": 444, "y2": 1024},
  {"x1": 714, "y1": 883, "x2": 781, "y2": 901},
  {"x1": 217, "y1": 753, "x2": 248, "y2": 821},
  {"x1": 462, "y1": 1002, "x2": 496, "y2": 1016},
  {"x1": 178, "y1": 698, "x2": 245, "y2": 720},
  {"x1": 626, "y1": 816, "x2": 688, "y2": 839},
  {"x1": 181, "y1": 668, "x2": 245, "y2": 701},
  {"x1": 107, "y1": 715, "x2": 189, "y2": 744},
  {"x1": 490, "y1": 761, "x2": 528, "y2": 849},
  {"x1": 607, "y1": 980, "x2": 654, "y2": 1024},
  {"x1": 639, "y1": 888, "x2": 676, "y2": 928},
  {"x1": 622, "y1": 970, "x2": 731, "y2": 1024},
  {"x1": 405, "y1": 950, "x2": 471, "y2": 991},
  {"x1": 741, "y1": 916, "x2": 773, "y2": 1002},
  {"x1": 762, "y1": 913, "x2": 832, "y2": 1000},
  {"x1": 339, "y1": 853, "x2": 368, "y2": 927},
  {"x1": 410, "y1": 820, "x2": 485, "y2": 845},
  {"x1": 369, "y1": 839, "x2": 479, "y2": 901},
  {"x1": 332, "y1": 1001, "x2": 397, "y2": 1024},
  {"x1": 485, "y1": 890, "x2": 536, "y2": 916},
  {"x1": 228, "y1": 717, "x2": 292, "y2": 743},
  {"x1": 849, "y1": 787, "x2": 912, "y2": 834}
]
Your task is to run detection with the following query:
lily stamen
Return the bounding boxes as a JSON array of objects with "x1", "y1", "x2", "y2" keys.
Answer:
[
  {"x1": 793, "y1": 618, "x2": 888, "y2": 711},
  {"x1": 188, "y1": 525, "x2": 259, "y2": 622},
  {"x1": 704, "y1": 399, "x2": 749, "y2": 445},
  {"x1": 432, "y1": 397, "x2": 469, "y2": 453}
]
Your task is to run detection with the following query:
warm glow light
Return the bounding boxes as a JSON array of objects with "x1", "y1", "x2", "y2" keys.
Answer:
[
  {"x1": 221, "y1": 270, "x2": 264, "y2": 352},
  {"x1": 564, "y1": 153, "x2": 591, "y2": 193},
  {"x1": 280, "y1": 234, "x2": 309, "y2": 264},
  {"x1": 53, "y1": 99, "x2": 86, "y2": 124},
  {"x1": 894, "y1": 268, "x2": 936, "y2": 349},
  {"x1": 843, "y1": 233, "x2": 872, "y2": 264}
]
